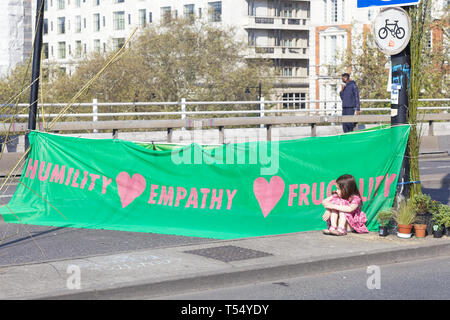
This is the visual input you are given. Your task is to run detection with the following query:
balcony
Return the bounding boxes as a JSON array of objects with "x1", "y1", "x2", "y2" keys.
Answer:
[
  {"x1": 247, "y1": 46, "x2": 309, "y2": 59},
  {"x1": 244, "y1": 16, "x2": 309, "y2": 30}
]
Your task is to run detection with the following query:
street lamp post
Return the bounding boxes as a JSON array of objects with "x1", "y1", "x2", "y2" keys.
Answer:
[{"x1": 26, "y1": 0, "x2": 45, "y2": 149}]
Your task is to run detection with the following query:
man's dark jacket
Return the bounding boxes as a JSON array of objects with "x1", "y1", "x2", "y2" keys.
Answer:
[{"x1": 339, "y1": 80, "x2": 360, "y2": 110}]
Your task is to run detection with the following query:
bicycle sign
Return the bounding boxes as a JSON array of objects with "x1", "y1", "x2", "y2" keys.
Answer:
[
  {"x1": 373, "y1": 7, "x2": 411, "y2": 55},
  {"x1": 378, "y1": 19, "x2": 406, "y2": 39}
]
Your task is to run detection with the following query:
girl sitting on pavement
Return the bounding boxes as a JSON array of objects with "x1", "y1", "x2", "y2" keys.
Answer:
[{"x1": 321, "y1": 174, "x2": 368, "y2": 236}]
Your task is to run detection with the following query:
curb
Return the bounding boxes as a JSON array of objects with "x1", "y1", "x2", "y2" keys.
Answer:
[{"x1": 33, "y1": 241, "x2": 450, "y2": 300}]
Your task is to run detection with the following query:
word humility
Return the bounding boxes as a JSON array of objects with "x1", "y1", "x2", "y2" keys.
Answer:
[{"x1": 24, "y1": 158, "x2": 238, "y2": 210}]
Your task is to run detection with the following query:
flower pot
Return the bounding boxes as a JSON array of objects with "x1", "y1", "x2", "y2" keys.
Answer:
[
  {"x1": 398, "y1": 224, "x2": 412, "y2": 234},
  {"x1": 445, "y1": 227, "x2": 450, "y2": 237},
  {"x1": 397, "y1": 224, "x2": 412, "y2": 239},
  {"x1": 414, "y1": 224, "x2": 427, "y2": 238},
  {"x1": 379, "y1": 226, "x2": 388, "y2": 237},
  {"x1": 434, "y1": 229, "x2": 443, "y2": 238}
]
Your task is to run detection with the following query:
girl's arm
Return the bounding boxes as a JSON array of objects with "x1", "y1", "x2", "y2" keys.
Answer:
[
  {"x1": 328, "y1": 196, "x2": 361, "y2": 213},
  {"x1": 327, "y1": 202, "x2": 358, "y2": 213},
  {"x1": 322, "y1": 195, "x2": 334, "y2": 208}
]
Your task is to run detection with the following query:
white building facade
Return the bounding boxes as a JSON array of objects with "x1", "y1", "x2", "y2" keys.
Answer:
[
  {"x1": 0, "y1": 0, "x2": 33, "y2": 77},
  {"x1": 36, "y1": 0, "x2": 311, "y2": 105}
]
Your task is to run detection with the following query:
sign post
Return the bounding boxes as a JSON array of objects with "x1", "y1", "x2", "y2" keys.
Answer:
[
  {"x1": 26, "y1": 0, "x2": 45, "y2": 150},
  {"x1": 372, "y1": 6, "x2": 412, "y2": 198}
]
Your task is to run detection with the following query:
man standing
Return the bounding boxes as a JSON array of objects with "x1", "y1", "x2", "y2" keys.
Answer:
[{"x1": 339, "y1": 73, "x2": 360, "y2": 133}]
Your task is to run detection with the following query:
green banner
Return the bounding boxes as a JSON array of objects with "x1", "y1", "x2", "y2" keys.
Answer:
[{"x1": 0, "y1": 125, "x2": 410, "y2": 239}]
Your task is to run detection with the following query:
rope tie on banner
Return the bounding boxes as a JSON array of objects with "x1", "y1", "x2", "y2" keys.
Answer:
[{"x1": 397, "y1": 180, "x2": 421, "y2": 186}]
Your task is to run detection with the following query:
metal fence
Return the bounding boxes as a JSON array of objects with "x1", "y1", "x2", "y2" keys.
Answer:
[{"x1": 1, "y1": 98, "x2": 449, "y2": 143}]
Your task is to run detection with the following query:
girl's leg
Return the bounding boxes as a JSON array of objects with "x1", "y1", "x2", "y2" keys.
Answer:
[
  {"x1": 338, "y1": 212, "x2": 347, "y2": 229},
  {"x1": 330, "y1": 211, "x2": 339, "y2": 228},
  {"x1": 330, "y1": 212, "x2": 348, "y2": 236},
  {"x1": 323, "y1": 210, "x2": 337, "y2": 235}
]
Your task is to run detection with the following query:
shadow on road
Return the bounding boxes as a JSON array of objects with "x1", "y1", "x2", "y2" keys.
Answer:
[{"x1": 422, "y1": 173, "x2": 450, "y2": 205}]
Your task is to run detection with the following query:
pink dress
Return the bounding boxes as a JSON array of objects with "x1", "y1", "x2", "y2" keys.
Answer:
[{"x1": 327, "y1": 194, "x2": 368, "y2": 233}]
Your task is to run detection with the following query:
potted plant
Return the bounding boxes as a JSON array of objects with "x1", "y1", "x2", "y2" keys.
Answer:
[
  {"x1": 431, "y1": 203, "x2": 450, "y2": 238},
  {"x1": 376, "y1": 208, "x2": 393, "y2": 237},
  {"x1": 411, "y1": 194, "x2": 432, "y2": 237},
  {"x1": 393, "y1": 200, "x2": 416, "y2": 238}
]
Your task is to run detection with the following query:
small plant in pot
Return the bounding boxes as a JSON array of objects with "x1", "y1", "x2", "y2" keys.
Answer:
[
  {"x1": 411, "y1": 194, "x2": 432, "y2": 237},
  {"x1": 431, "y1": 203, "x2": 450, "y2": 238},
  {"x1": 376, "y1": 208, "x2": 393, "y2": 237},
  {"x1": 393, "y1": 199, "x2": 416, "y2": 239}
]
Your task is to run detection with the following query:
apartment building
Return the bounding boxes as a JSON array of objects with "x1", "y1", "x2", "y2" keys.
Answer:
[
  {"x1": 36, "y1": 0, "x2": 311, "y2": 104},
  {"x1": 0, "y1": 0, "x2": 33, "y2": 77}
]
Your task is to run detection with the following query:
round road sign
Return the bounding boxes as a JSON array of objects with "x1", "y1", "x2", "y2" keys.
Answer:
[{"x1": 373, "y1": 7, "x2": 411, "y2": 56}]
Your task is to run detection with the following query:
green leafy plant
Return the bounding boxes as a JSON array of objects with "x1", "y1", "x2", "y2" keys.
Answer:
[
  {"x1": 411, "y1": 194, "x2": 431, "y2": 213},
  {"x1": 411, "y1": 193, "x2": 431, "y2": 224},
  {"x1": 393, "y1": 200, "x2": 416, "y2": 226},
  {"x1": 377, "y1": 209, "x2": 393, "y2": 227},
  {"x1": 431, "y1": 203, "x2": 450, "y2": 231}
]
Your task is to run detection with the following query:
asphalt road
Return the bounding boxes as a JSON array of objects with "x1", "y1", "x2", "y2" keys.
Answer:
[{"x1": 160, "y1": 255, "x2": 450, "y2": 300}]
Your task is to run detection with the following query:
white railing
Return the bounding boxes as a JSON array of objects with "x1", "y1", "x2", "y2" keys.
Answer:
[{"x1": 2, "y1": 98, "x2": 449, "y2": 121}]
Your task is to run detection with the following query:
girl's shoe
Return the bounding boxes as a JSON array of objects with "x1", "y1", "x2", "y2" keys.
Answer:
[
  {"x1": 330, "y1": 226, "x2": 347, "y2": 236},
  {"x1": 323, "y1": 226, "x2": 337, "y2": 235}
]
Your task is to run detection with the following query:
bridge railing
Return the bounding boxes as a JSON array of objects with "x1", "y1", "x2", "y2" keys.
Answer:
[{"x1": 1, "y1": 98, "x2": 449, "y2": 143}]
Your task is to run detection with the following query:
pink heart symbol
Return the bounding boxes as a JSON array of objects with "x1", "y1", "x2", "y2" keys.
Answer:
[
  {"x1": 116, "y1": 172, "x2": 146, "y2": 208},
  {"x1": 253, "y1": 176, "x2": 285, "y2": 218}
]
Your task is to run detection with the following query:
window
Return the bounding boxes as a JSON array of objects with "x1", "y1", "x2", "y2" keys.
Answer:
[
  {"x1": 94, "y1": 0, "x2": 100, "y2": 5},
  {"x1": 282, "y1": 3, "x2": 293, "y2": 18},
  {"x1": 161, "y1": 6, "x2": 171, "y2": 24},
  {"x1": 149, "y1": 12, "x2": 152, "y2": 23},
  {"x1": 208, "y1": 1, "x2": 222, "y2": 22},
  {"x1": 75, "y1": 15, "x2": 81, "y2": 32},
  {"x1": 114, "y1": 0, "x2": 124, "y2": 3},
  {"x1": 331, "y1": 0, "x2": 338, "y2": 23},
  {"x1": 75, "y1": 0, "x2": 80, "y2": 8},
  {"x1": 248, "y1": 1, "x2": 256, "y2": 16},
  {"x1": 248, "y1": 31, "x2": 256, "y2": 46},
  {"x1": 58, "y1": 42, "x2": 66, "y2": 59},
  {"x1": 94, "y1": 39, "x2": 101, "y2": 53},
  {"x1": 329, "y1": 35, "x2": 337, "y2": 65},
  {"x1": 282, "y1": 67, "x2": 293, "y2": 77},
  {"x1": 75, "y1": 40, "x2": 82, "y2": 57},
  {"x1": 282, "y1": 93, "x2": 306, "y2": 109},
  {"x1": 43, "y1": 43, "x2": 49, "y2": 59},
  {"x1": 93, "y1": 13, "x2": 100, "y2": 31},
  {"x1": 113, "y1": 11, "x2": 125, "y2": 30},
  {"x1": 57, "y1": 17, "x2": 65, "y2": 34},
  {"x1": 57, "y1": 0, "x2": 65, "y2": 10},
  {"x1": 43, "y1": 19, "x2": 48, "y2": 34},
  {"x1": 113, "y1": 38, "x2": 125, "y2": 50},
  {"x1": 184, "y1": 4, "x2": 195, "y2": 20},
  {"x1": 139, "y1": 9, "x2": 146, "y2": 28}
]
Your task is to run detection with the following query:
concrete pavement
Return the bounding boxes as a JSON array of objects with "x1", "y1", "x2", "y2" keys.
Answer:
[{"x1": 0, "y1": 229, "x2": 449, "y2": 300}]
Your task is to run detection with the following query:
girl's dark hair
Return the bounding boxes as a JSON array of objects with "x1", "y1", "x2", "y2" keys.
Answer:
[{"x1": 336, "y1": 174, "x2": 361, "y2": 200}]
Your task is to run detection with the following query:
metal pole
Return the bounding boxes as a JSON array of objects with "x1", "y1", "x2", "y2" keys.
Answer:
[
  {"x1": 391, "y1": 43, "x2": 411, "y2": 199},
  {"x1": 26, "y1": 0, "x2": 45, "y2": 149}
]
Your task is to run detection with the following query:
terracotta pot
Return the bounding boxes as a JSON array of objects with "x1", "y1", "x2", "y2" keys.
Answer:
[
  {"x1": 398, "y1": 224, "x2": 413, "y2": 235},
  {"x1": 414, "y1": 224, "x2": 427, "y2": 238}
]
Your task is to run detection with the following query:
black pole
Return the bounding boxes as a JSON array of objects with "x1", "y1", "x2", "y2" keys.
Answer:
[
  {"x1": 391, "y1": 43, "x2": 411, "y2": 199},
  {"x1": 26, "y1": 0, "x2": 45, "y2": 149}
]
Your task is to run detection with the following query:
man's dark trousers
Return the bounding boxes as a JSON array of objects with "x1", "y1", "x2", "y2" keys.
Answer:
[{"x1": 342, "y1": 107, "x2": 356, "y2": 133}]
